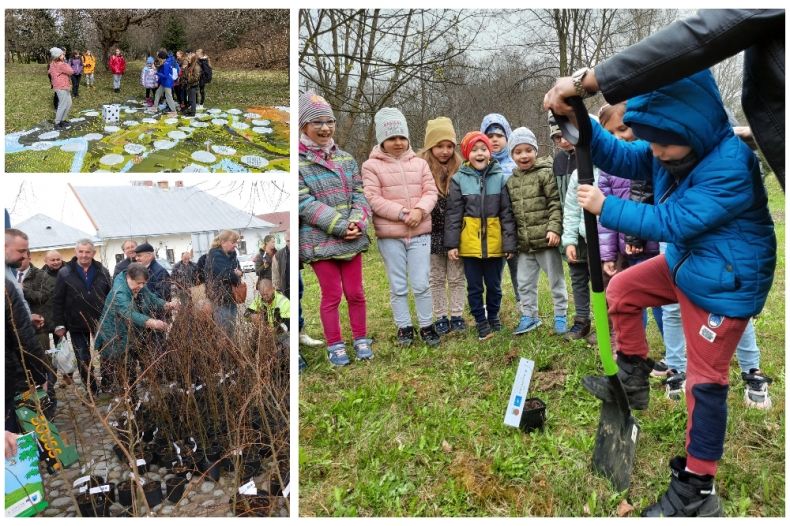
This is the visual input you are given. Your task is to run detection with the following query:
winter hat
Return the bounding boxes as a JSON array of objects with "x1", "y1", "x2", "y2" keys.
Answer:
[
  {"x1": 375, "y1": 107, "x2": 409, "y2": 145},
  {"x1": 480, "y1": 113, "x2": 513, "y2": 139},
  {"x1": 50, "y1": 47, "x2": 64, "y2": 59},
  {"x1": 299, "y1": 91, "x2": 335, "y2": 129},
  {"x1": 629, "y1": 122, "x2": 689, "y2": 146},
  {"x1": 146, "y1": 56, "x2": 154, "y2": 65},
  {"x1": 460, "y1": 131, "x2": 492, "y2": 160},
  {"x1": 134, "y1": 242, "x2": 155, "y2": 254},
  {"x1": 423, "y1": 117, "x2": 456, "y2": 150},
  {"x1": 508, "y1": 127, "x2": 539, "y2": 156}
]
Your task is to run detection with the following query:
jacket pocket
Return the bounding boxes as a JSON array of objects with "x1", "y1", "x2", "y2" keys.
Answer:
[
  {"x1": 486, "y1": 217, "x2": 503, "y2": 257},
  {"x1": 460, "y1": 217, "x2": 481, "y2": 257}
]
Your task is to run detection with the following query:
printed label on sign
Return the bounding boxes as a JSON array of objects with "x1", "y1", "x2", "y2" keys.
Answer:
[
  {"x1": 90, "y1": 485, "x2": 110, "y2": 494},
  {"x1": 504, "y1": 358, "x2": 535, "y2": 428},
  {"x1": 699, "y1": 325, "x2": 716, "y2": 343},
  {"x1": 136, "y1": 458, "x2": 146, "y2": 467},
  {"x1": 78, "y1": 485, "x2": 88, "y2": 494},
  {"x1": 239, "y1": 479, "x2": 257, "y2": 495}
]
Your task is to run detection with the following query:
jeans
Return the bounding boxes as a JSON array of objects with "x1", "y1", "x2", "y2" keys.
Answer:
[
  {"x1": 72, "y1": 73, "x2": 81, "y2": 96},
  {"x1": 462, "y1": 257, "x2": 504, "y2": 324},
  {"x1": 55, "y1": 90, "x2": 72, "y2": 125},
  {"x1": 378, "y1": 235, "x2": 433, "y2": 328},
  {"x1": 70, "y1": 331, "x2": 98, "y2": 393},
  {"x1": 112, "y1": 74, "x2": 122, "y2": 90}
]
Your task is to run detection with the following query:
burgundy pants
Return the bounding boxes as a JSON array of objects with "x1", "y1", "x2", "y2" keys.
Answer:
[{"x1": 311, "y1": 254, "x2": 367, "y2": 345}]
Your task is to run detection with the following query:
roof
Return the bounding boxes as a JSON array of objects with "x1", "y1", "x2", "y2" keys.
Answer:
[
  {"x1": 15, "y1": 213, "x2": 99, "y2": 251},
  {"x1": 256, "y1": 211, "x2": 290, "y2": 233},
  {"x1": 71, "y1": 185, "x2": 274, "y2": 239}
]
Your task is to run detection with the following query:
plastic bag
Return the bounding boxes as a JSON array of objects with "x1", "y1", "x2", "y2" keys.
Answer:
[{"x1": 53, "y1": 337, "x2": 77, "y2": 375}]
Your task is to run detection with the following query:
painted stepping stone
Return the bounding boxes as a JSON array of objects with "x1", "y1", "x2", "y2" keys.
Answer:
[
  {"x1": 212, "y1": 145, "x2": 236, "y2": 156},
  {"x1": 227, "y1": 109, "x2": 242, "y2": 115},
  {"x1": 211, "y1": 119, "x2": 228, "y2": 126},
  {"x1": 38, "y1": 131, "x2": 60, "y2": 140},
  {"x1": 252, "y1": 127, "x2": 273, "y2": 134},
  {"x1": 230, "y1": 122, "x2": 250, "y2": 130},
  {"x1": 126, "y1": 99, "x2": 138, "y2": 104},
  {"x1": 191, "y1": 121, "x2": 209, "y2": 128},
  {"x1": 153, "y1": 140, "x2": 176, "y2": 150},
  {"x1": 142, "y1": 118, "x2": 158, "y2": 124},
  {"x1": 61, "y1": 142, "x2": 84, "y2": 153},
  {"x1": 179, "y1": 127, "x2": 195, "y2": 134},
  {"x1": 104, "y1": 125, "x2": 120, "y2": 133},
  {"x1": 191, "y1": 150, "x2": 216, "y2": 164},
  {"x1": 168, "y1": 131, "x2": 187, "y2": 140},
  {"x1": 100, "y1": 153, "x2": 125, "y2": 166},
  {"x1": 207, "y1": 108, "x2": 222, "y2": 114},
  {"x1": 84, "y1": 111, "x2": 100, "y2": 117},
  {"x1": 164, "y1": 118, "x2": 179, "y2": 125},
  {"x1": 183, "y1": 163, "x2": 210, "y2": 173},
  {"x1": 252, "y1": 119, "x2": 270, "y2": 126},
  {"x1": 83, "y1": 133, "x2": 104, "y2": 141},
  {"x1": 30, "y1": 141, "x2": 55, "y2": 151},
  {"x1": 195, "y1": 114, "x2": 211, "y2": 120},
  {"x1": 124, "y1": 109, "x2": 137, "y2": 114},
  {"x1": 240, "y1": 155, "x2": 269, "y2": 169},
  {"x1": 124, "y1": 143, "x2": 146, "y2": 155},
  {"x1": 70, "y1": 117, "x2": 86, "y2": 123},
  {"x1": 244, "y1": 112, "x2": 260, "y2": 119},
  {"x1": 123, "y1": 120, "x2": 139, "y2": 127}
]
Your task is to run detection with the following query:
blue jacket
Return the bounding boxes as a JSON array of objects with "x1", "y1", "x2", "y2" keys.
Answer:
[
  {"x1": 146, "y1": 260, "x2": 171, "y2": 301},
  {"x1": 156, "y1": 55, "x2": 179, "y2": 89},
  {"x1": 480, "y1": 113, "x2": 516, "y2": 179},
  {"x1": 591, "y1": 70, "x2": 775, "y2": 318},
  {"x1": 206, "y1": 247, "x2": 241, "y2": 306}
]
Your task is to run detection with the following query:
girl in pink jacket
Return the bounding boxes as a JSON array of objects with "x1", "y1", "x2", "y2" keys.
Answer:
[
  {"x1": 362, "y1": 107, "x2": 440, "y2": 347},
  {"x1": 48, "y1": 47, "x2": 74, "y2": 129}
]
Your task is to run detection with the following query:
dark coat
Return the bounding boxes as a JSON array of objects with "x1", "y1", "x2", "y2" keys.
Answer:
[
  {"x1": 552, "y1": 149, "x2": 577, "y2": 210},
  {"x1": 171, "y1": 260, "x2": 198, "y2": 290},
  {"x1": 52, "y1": 258, "x2": 112, "y2": 334},
  {"x1": 22, "y1": 264, "x2": 59, "y2": 333},
  {"x1": 254, "y1": 248, "x2": 274, "y2": 281},
  {"x1": 6, "y1": 279, "x2": 48, "y2": 405},
  {"x1": 145, "y1": 260, "x2": 171, "y2": 301},
  {"x1": 273, "y1": 245, "x2": 290, "y2": 298},
  {"x1": 206, "y1": 247, "x2": 241, "y2": 307},
  {"x1": 113, "y1": 256, "x2": 135, "y2": 280}
]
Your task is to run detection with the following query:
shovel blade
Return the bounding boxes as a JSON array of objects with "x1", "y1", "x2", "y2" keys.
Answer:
[{"x1": 592, "y1": 398, "x2": 639, "y2": 492}]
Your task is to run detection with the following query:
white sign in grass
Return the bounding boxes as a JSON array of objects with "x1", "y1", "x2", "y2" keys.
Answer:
[{"x1": 504, "y1": 358, "x2": 535, "y2": 428}]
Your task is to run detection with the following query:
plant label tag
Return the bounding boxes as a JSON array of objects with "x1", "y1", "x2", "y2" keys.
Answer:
[
  {"x1": 78, "y1": 485, "x2": 88, "y2": 494},
  {"x1": 239, "y1": 479, "x2": 257, "y2": 495},
  {"x1": 135, "y1": 400, "x2": 142, "y2": 411},
  {"x1": 189, "y1": 437, "x2": 197, "y2": 452},
  {"x1": 74, "y1": 475, "x2": 90, "y2": 487},
  {"x1": 283, "y1": 483, "x2": 291, "y2": 498},
  {"x1": 89, "y1": 485, "x2": 110, "y2": 495},
  {"x1": 174, "y1": 443, "x2": 181, "y2": 454},
  {"x1": 136, "y1": 458, "x2": 146, "y2": 467},
  {"x1": 504, "y1": 358, "x2": 535, "y2": 428},
  {"x1": 699, "y1": 325, "x2": 716, "y2": 343}
]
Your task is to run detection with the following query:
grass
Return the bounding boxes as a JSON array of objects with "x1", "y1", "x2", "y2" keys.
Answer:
[
  {"x1": 4, "y1": 61, "x2": 289, "y2": 132},
  {"x1": 299, "y1": 175, "x2": 785, "y2": 517}
]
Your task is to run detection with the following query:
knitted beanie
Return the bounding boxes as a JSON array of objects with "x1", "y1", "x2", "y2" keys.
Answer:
[
  {"x1": 375, "y1": 107, "x2": 409, "y2": 144},
  {"x1": 299, "y1": 91, "x2": 335, "y2": 129},
  {"x1": 146, "y1": 56, "x2": 154, "y2": 65},
  {"x1": 423, "y1": 117, "x2": 457, "y2": 150},
  {"x1": 460, "y1": 131, "x2": 492, "y2": 160},
  {"x1": 50, "y1": 47, "x2": 63, "y2": 59},
  {"x1": 508, "y1": 127, "x2": 539, "y2": 156}
]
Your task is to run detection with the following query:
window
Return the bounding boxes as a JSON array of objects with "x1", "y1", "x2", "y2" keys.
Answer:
[{"x1": 166, "y1": 249, "x2": 175, "y2": 265}]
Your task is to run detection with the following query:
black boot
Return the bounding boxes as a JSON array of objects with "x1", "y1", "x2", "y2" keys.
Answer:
[
  {"x1": 582, "y1": 353, "x2": 653, "y2": 409},
  {"x1": 396, "y1": 326, "x2": 414, "y2": 347},
  {"x1": 419, "y1": 325, "x2": 441, "y2": 347},
  {"x1": 564, "y1": 316, "x2": 591, "y2": 341},
  {"x1": 477, "y1": 320, "x2": 493, "y2": 341},
  {"x1": 642, "y1": 456, "x2": 723, "y2": 517}
]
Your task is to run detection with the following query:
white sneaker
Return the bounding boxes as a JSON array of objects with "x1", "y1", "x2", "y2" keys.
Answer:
[
  {"x1": 196, "y1": 105, "x2": 204, "y2": 110},
  {"x1": 299, "y1": 331, "x2": 324, "y2": 347}
]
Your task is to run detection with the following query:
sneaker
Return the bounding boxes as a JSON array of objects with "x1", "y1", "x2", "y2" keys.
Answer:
[
  {"x1": 513, "y1": 315, "x2": 541, "y2": 335},
  {"x1": 651, "y1": 358, "x2": 670, "y2": 377},
  {"x1": 327, "y1": 343, "x2": 350, "y2": 367},
  {"x1": 477, "y1": 320, "x2": 494, "y2": 341},
  {"x1": 742, "y1": 368, "x2": 772, "y2": 409},
  {"x1": 435, "y1": 316, "x2": 450, "y2": 335},
  {"x1": 564, "y1": 317, "x2": 591, "y2": 341},
  {"x1": 396, "y1": 326, "x2": 414, "y2": 347},
  {"x1": 554, "y1": 315, "x2": 568, "y2": 334},
  {"x1": 488, "y1": 317, "x2": 502, "y2": 332},
  {"x1": 642, "y1": 456, "x2": 723, "y2": 517},
  {"x1": 419, "y1": 325, "x2": 441, "y2": 347},
  {"x1": 582, "y1": 353, "x2": 654, "y2": 410},
  {"x1": 299, "y1": 331, "x2": 324, "y2": 347},
  {"x1": 354, "y1": 337, "x2": 374, "y2": 360},
  {"x1": 664, "y1": 369, "x2": 686, "y2": 400},
  {"x1": 196, "y1": 104, "x2": 205, "y2": 110},
  {"x1": 449, "y1": 316, "x2": 466, "y2": 332}
]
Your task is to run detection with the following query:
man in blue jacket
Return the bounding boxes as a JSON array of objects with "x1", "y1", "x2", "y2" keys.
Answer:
[
  {"x1": 133, "y1": 242, "x2": 171, "y2": 302},
  {"x1": 577, "y1": 70, "x2": 776, "y2": 516}
]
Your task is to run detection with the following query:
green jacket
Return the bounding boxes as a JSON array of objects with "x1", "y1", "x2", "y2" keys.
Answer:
[
  {"x1": 506, "y1": 156, "x2": 563, "y2": 253},
  {"x1": 95, "y1": 271, "x2": 166, "y2": 360},
  {"x1": 22, "y1": 264, "x2": 59, "y2": 333}
]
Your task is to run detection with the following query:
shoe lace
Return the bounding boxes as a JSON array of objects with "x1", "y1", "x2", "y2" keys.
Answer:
[
  {"x1": 330, "y1": 346, "x2": 347, "y2": 358},
  {"x1": 744, "y1": 370, "x2": 772, "y2": 390}
]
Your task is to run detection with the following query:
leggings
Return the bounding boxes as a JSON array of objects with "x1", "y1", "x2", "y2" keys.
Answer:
[{"x1": 311, "y1": 254, "x2": 367, "y2": 345}]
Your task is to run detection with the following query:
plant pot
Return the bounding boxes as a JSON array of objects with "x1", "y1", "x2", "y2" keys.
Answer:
[
  {"x1": 134, "y1": 452, "x2": 154, "y2": 474},
  {"x1": 518, "y1": 397, "x2": 547, "y2": 433},
  {"x1": 144, "y1": 443, "x2": 161, "y2": 467},
  {"x1": 269, "y1": 476, "x2": 281, "y2": 496},
  {"x1": 232, "y1": 492, "x2": 270, "y2": 517},
  {"x1": 165, "y1": 475, "x2": 187, "y2": 503},
  {"x1": 117, "y1": 480, "x2": 134, "y2": 507},
  {"x1": 77, "y1": 490, "x2": 111, "y2": 517},
  {"x1": 142, "y1": 480, "x2": 163, "y2": 508},
  {"x1": 197, "y1": 456, "x2": 221, "y2": 482}
]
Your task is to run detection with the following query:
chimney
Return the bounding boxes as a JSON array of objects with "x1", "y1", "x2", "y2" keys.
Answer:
[
  {"x1": 143, "y1": 180, "x2": 154, "y2": 187},
  {"x1": 157, "y1": 181, "x2": 169, "y2": 190},
  {"x1": 175, "y1": 180, "x2": 184, "y2": 188}
]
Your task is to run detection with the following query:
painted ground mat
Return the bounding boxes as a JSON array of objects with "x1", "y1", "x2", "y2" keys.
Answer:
[{"x1": 5, "y1": 103, "x2": 289, "y2": 173}]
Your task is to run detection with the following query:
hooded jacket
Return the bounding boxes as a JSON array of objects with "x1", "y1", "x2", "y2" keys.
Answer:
[
  {"x1": 362, "y1": 145, "x2": 437, "y2": 239},
  {"x1": 141, "y1": 65, "x2": 158, "y2": 88},
  {"x1": 480, "y1": 114, "x2": 516, "y2": 178},
  {"x1": 82, "y1": 54, "x2": 96, "y2": 74},
  {"x1": 109, "y1": 53, "x2": 126, "y2": 75},
  {"x1": 444, "y1": 160, "x2": 517, "y2": 258},
  {"x1": 591, "y1": 69, "x2": 776, "y2": 318},
  {"x1": 597, "y1": 171, "x2": 659, "y2": 262},
  {"x1": 156, "y1": 55, "x2": 179, "y2": 89},
  {"x1": 506, "y1": 156, "x2": 563, "y2": 253},
  {"x1": 68, "y1": 56, "x2": 83, "y2": 75}
]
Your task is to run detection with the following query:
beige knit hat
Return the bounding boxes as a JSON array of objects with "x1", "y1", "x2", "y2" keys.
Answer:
[{"x1": 423, "y1": 117, "x2": 457, "y2": 150}]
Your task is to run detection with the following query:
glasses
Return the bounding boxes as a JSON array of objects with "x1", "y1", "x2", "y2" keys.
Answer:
[{"x1": 309, "y1": 119, "x2": 336, "y2": 129}]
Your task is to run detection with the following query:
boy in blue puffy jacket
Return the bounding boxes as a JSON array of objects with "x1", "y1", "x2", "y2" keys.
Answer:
[{"x1": 577, "y1": 70, "x2": 776, "y2": 517}]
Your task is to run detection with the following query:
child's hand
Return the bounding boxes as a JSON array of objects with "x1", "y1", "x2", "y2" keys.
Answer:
[
  {"x1": 625, "y1": 244, "x2": 643, "y2": 255},
  {"x1": 405, "y1": 208, "x2": 423, "y2": 227},
  {"x1": 344, "y1": 223, "x2": 362, "y2": 240},
  {"x1": 447, "y1": 249, "x2": 459, "y2": 261},
  {"x1": 565, "y1": 245, "x2": 578, "y2": 263},
  {"x1": 577, "y1": 184, "x2": 605, "y2": 215},
  {"x1": 505, "y1": 252, "x2": 514, "y2": 260},
  {"x1": 602, "y1": 261, "x2": 617, "y2": 276},
  {"x1": 546, "y1": 231, "x2": 560, "y2": 247}
]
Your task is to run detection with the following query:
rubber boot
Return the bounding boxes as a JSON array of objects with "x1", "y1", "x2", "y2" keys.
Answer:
[
  {"x1": 582, "y1": 352, "x2": 654, "y2": 409},
  {"x1": 642, "y1": 456, "x2": 723, "y2": 517}
]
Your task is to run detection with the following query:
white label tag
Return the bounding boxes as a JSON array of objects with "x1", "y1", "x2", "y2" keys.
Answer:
[
  {"x1": 699, "y1": 325, "x2": 716, "y2": 343},
  {"x1": 74, "y1": 475, "x2": 91, "y2": 487},
  {"x1": 185, "y1": 471, "x2": 192, "y2": 481},
  {"x1": 631, "y1": 423, "x2": 639, "y2": 443},
  {"x1": 78, "y1": 485, "x2": 88, "y2": 494},
  {"x1": 282, "y1": 483, "x2": 290, "y2": 498},
  {"x1": 238, "y1": 479, "x2": 257, "y2": 495},
  {"x1": 89, "y1": 485, "x2": 110, "y2": 495},
  {"x1": 136, "y1": 458, "x2": 146, "y2": 467},
  {"x1": 173, "y1": 442, "x2": 181, "y2": 454},
  {"x1": 504, "y1": 358, "x2": 536, "y2": 428}
]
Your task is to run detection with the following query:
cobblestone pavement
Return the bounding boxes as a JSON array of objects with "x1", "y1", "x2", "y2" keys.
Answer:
[{"x1": 37, "y1": 378, "x2": 289, "y2": 517}]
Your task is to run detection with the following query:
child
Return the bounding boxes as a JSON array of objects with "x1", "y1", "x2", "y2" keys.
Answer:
[
  {"x1": 48, "y1": 47, "x2": 74, "y2": 129},
  {"x1": 505, "y1": 127, "x2": 568, "y2": 335},
  {"x1": 444, "y1": 132, "x2": 517, "y2": 341},
  {"x1": 362, "y1": 108, "x2": 440, "y2": 347},
  {"x1": 68, "y1": 51, "x2": 83, "y2": 98},
  {"x1": 418, "y1": 117, "x2": 466, "y2": 335},
  {"x1": 82, "y1": 50, "x2": 96, "y2": 89},
  {"x1": 196, "y1": 48, "x2": 212, "y2": 110},
  {"x1": 151, "y1": 49, "x2": 178, "y2": 115},
  {"x1": 108, "y1": 48, "x2": 126, "y2": 93},
  {"x1": 298, "y1": 91, "x2": 372, "y2": 366},
  {"x1": 577, "y1": 70, "x2": 776, "y2": 516},
  {"x1": 141, "y1": 56, "x2": 158, "y2": 106},
  {"x1": 182, "y1": 52, "x2": 202, "y2": 116}
]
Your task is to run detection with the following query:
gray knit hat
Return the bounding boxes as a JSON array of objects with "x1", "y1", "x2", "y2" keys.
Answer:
[
  {"x1": 50, "y1": 47, "x2": 64, "y2": 59},
  {"x1": 375, "y1": 107, "x2": 409, "y2": 145},
  {"x1": 299, "y1": 91, "x2": 335, "y2": 129},
  {"x1": 508, "y1": 126, "x2": 539, "y2": 156}
]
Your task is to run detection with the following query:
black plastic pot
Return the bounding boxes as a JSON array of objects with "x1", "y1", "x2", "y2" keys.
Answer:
[
  {"x1": 77, "y1": 491, "x2": 111, "y2": 517},
  {"x1": 518, "y1": 397, "x2": 547, "y2": 433},
  {"x1": 197, "y1": 456, "x2": 221, "y2": 482},
  {"x1": 143, "y1": 480, "x2": 163, "y2": 508},
  {"x1": 270, "y1": 476, "x2": 281, "y2": 496},
  {"x1": 232, "y1": 491, "x2": 270, "y2": 517},
  {"x1": 165, "y1": 475, "x2": 187, "y2": 503},
  {"x1": 144, "y1": 443, "x2": 161, "y2": 467},
  {"x1": 117, "y1": 480, "x2": 134, "y2": 507}
]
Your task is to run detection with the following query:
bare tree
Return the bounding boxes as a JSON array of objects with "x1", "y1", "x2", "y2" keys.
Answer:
[{"x1": 85, "y1": 9, "x2": 161, "y2": 68}]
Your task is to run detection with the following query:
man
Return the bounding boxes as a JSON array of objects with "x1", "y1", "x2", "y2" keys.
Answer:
[
  {"x1": 5, "y1": 230, "x2": 40, "y2": 325},
  {"x1": 248, "y1": 279, "x2": 290, "y2": 330},
  {"x1": 52, "y1": 239, "x2": 112, "y2": 395},
  {"x1": 171, "y1": 251, "x2": 197, "y2": 304},
  {"x1": 113, "y1": 239, "x2": 138, "y2": 279},
  {"x1": 14, "y1": 250, "x2": 32, "y2": 283},
  {"x1": 254, "y1": 235, "x2": 277, "y2": 284},
  {"x1": 134, "y1": 242, "x2": 171, "y2": 301}
]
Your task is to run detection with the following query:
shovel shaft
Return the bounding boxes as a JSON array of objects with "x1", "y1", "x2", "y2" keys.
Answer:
[{"x1": 592, "y1": 290, "x2": 616, "y2": 375}]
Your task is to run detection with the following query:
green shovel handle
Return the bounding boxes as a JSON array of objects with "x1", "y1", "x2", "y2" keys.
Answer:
[{"x1": 592, "y1": 290, "x2": 616, "y2": 375}]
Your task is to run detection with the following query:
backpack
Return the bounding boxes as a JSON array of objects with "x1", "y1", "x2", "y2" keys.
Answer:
[{"x1": 200, "y1": 59, "x2": 213, "y2": 84}]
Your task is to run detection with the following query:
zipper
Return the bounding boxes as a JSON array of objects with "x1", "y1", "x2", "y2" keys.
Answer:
[
  {"x1": 398, "y1": 156, "x2": 413, "y2": 240},
  {"x1": 480, "y1": 165, "x2": 489, "y2": 258},
  {"x1": 671, "y1": 251, "x2": 691, "y2": 285}
]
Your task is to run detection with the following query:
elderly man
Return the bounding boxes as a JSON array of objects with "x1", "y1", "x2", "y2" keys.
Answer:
[
  {"x1": 134, "y1": 242, "x2": 171, "y2": 301},
  {"x1": 113, "y1": 239, "x2": 138, "y2": 279},
  {"x1": 53, "y1": 239, "x2": 112, "y2": 395}
]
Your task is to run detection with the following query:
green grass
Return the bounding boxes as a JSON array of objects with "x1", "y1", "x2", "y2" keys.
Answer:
[
  {"x1": 299, "y1": 175, "x2": 785, "y2": 517},
  {"x1": 4, "y1": 61, "x2": 288, "y2": 132}
]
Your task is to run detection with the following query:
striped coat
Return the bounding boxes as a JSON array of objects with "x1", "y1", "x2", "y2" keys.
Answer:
[{"x1": 299, "y1": 141, "x2": 371, "y2": 263}]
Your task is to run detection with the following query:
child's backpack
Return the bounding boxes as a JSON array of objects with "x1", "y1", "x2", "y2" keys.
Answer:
[{"x1": 200, "y1": 60, "x2": 213, "y2": 84}]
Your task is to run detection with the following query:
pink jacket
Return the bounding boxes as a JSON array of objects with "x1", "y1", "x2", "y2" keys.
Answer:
[
  {"x1": 362, "y1": 145, "x2": 438, "y2": 239},
  {"x1": 49, "y1": 61, "x2": 74, "y2": 91}
]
